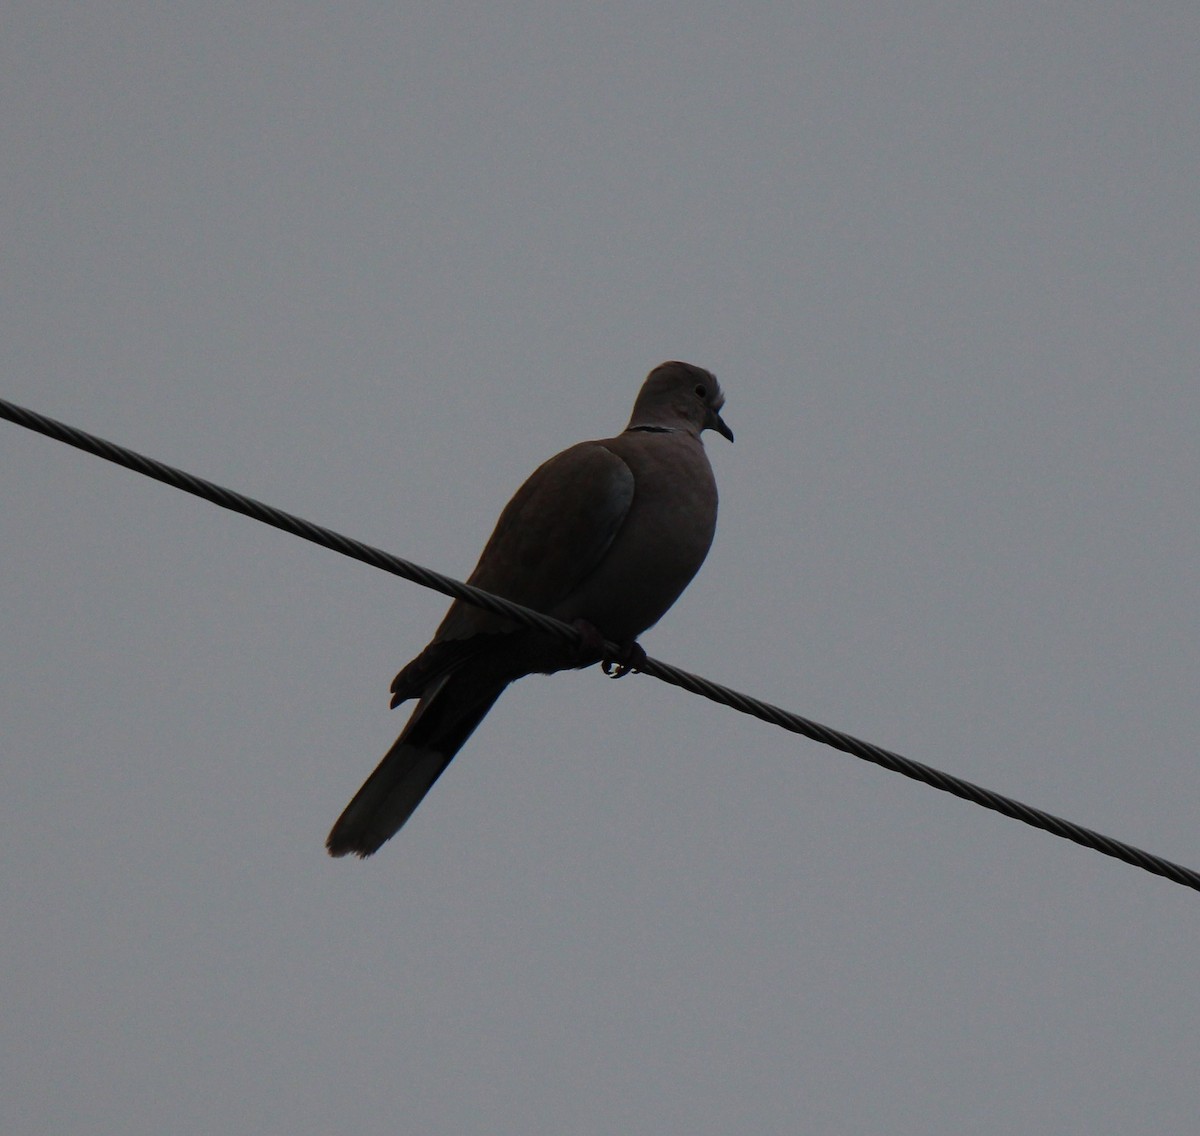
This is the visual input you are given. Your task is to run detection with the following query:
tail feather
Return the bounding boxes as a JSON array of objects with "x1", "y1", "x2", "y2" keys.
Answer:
[{"x1": 326, "y1": 675, "x2": 505, "y2": 858}]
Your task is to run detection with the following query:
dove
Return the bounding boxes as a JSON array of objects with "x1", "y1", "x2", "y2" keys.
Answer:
[{"x1": 326, "y1": 361, "x2": 733, "y2": 857}]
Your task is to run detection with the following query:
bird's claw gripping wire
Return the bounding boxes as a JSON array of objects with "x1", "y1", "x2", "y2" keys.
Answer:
[
  {"x1": 602, "y1": 640, "x2": 647, "y2": 678},
  {"x1": 570, "y1": 619, "x2": 646, "y2": 678}
]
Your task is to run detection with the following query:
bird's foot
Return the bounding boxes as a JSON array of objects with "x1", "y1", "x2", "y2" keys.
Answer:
[
  {"x1": 602, "y1": 639, "x2": 646, "y2": 678},
  {"x1": 569, "y1": 619, "x2": 645, "y2": 678}
]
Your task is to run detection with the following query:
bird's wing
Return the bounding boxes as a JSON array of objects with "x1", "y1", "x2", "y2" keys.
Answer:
[{"x1": 430, "y1": 440, "x2": 636, "y2": 643}]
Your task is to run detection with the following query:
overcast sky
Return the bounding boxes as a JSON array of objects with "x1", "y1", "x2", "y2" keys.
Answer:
[{"x1": 4, "y1": 4, "x2": 1198, "y2": 1133}]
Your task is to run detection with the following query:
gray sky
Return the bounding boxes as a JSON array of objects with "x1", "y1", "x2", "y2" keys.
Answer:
[{"x1": 4, "y1": 4, "x2": 1198, "y2": 1133}]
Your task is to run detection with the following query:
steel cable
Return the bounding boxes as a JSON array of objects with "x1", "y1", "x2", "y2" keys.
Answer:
[{"x1": 4, "y1": 394, "x2": 1196, "y2": 892}]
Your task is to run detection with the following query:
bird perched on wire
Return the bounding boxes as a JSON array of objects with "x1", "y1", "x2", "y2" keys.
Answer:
[{"x1": 327, "y1": 361, "x2": 733, "y2": 858}]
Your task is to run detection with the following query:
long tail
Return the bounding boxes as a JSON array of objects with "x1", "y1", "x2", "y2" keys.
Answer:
[{"x1": 326, "y1": 673, "x2": 506, "y2": 858}]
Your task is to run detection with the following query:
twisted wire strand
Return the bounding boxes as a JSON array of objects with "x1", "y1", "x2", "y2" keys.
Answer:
[{"x1": 4, "y1": 394, "x2": 1197, "y2": 892}]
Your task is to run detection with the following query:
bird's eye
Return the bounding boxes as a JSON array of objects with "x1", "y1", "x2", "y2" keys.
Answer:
[{"x1": 694, "y1": 384, "x2": 708, "y2": 399}]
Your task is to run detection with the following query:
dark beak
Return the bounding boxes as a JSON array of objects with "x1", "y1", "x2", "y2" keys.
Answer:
[{"x1": 707, "y1": 406, "x2": 734, "y2": 443}]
